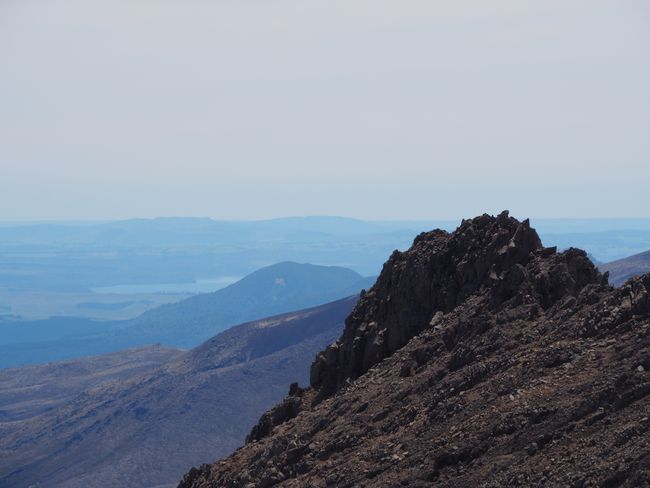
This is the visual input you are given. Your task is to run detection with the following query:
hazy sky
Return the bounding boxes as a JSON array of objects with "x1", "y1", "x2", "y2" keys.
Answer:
[{"x1": 1, "y1": 1, "x2": 649, "y2": 220}]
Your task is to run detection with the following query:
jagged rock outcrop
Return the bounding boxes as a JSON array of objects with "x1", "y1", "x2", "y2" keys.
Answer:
[
  {"x1": 246, "y1": 383, "x2": 306, "y2": 444},
  {"x1": 311, "y1": 212, "x2": 544, "y2": 398},
  {"x1": 178, "y1": 212, "x2": 650, "y2": 488}
]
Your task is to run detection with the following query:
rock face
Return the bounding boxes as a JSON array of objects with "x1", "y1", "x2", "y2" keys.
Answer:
[
  {"x1": 311, "y1": 212, "x2": 544, "y2": 399},
  {"x1": 178, "y1": 212, "x2": 650, "y2": 488}
]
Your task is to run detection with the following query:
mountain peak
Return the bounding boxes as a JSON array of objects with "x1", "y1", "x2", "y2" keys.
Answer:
[
  {"x1": 178, "y1": 213, "x2": 650, "y2": 488},
  {"x1": 310, "y1": 211, "x2": 582, "y2": 398}
]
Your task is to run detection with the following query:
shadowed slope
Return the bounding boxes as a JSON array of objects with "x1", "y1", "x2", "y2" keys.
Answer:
[
  {"x1": 0, "y1": 297, "x2": 357, "y2": 488},
  {"x1": 0, "y1": 345, "x2": 182, "y2": 422}
]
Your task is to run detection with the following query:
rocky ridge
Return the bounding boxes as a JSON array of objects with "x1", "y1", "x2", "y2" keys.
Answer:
[{"x1": 179, "y1": 212, "x2": 650, "y2": 488}]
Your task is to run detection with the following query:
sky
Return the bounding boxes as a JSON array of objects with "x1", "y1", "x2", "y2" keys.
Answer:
[{"x1": 1, "y1": 1, "x2": 649, "y2": 221}]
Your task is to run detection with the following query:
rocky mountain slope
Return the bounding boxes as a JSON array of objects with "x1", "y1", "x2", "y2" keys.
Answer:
[
  {"x1": 179, "y1": 212, "x2": 650, "y2": 488},
  {"x1": 0, "y1": 296, "x2": 358, "y2": 488},
  {"x1": 601, "y1": 250, "x2": 650, "y2": 287}
]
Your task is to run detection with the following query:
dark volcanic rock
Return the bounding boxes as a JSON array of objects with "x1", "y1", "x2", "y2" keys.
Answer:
[
  {"x1": 247, "y1": 383, "x2": 306, "y2": 444},
  {"x1": 311, "y1": 211, "x2": 543, "y2": 399},
  {"x1": 178, "y1": 213, "x2": 650, "y2": 488}
]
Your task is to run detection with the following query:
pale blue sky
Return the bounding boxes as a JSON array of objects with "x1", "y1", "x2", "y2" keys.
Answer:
[{"x1": 1, "y1": 1, "x2": 649, "y2": 220}]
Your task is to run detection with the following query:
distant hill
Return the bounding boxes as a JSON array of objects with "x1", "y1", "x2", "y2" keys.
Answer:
[
  {"x1": 600, "y1": 250, "x2": 650, "y2": 286},
  {"x1": 0, "y1": 296, "x2": 357, "y2": 488},
  {"x1": 0, "y1": 262, "x2": 373, "y2": 367},
  {"x1": 117, "y1": 261, "x2": 374, "y2": 347}
]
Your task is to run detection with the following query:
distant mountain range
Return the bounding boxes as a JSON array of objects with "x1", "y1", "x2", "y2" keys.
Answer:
[
  {"x1": 0, "y1": 296, "x2": 357, "y2": 488},
  {"x1": 0, "y1": 262, "x2": 373, "y2": 367},
  {"x1": 0, "y1": 216, "x2": 447, "y2": 296},
  {"x1": 2, "y1": 216, "x2": 650, "y2": 323},
  {"x1": 0, "y1": 216, "x2": 647, "y2": 295}
]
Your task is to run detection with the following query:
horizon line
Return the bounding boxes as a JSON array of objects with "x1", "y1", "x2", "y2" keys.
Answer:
[{"x1": 2, "y1": 214, "x2": 650, "y2": 225}]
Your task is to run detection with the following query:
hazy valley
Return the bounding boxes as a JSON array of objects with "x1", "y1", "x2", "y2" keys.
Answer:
[{"x1": 0, "y1": 297, "x2": 356, "y2": 487}]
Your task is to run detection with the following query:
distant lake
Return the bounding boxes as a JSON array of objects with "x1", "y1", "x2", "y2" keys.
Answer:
[{"x1": 91, "y1": 276, "x2": 240, "y2": 295}]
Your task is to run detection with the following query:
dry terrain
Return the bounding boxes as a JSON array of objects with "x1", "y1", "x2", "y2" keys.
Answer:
[{"x1": 179, "y1": 213, "x2": 650, "y2": 488}]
